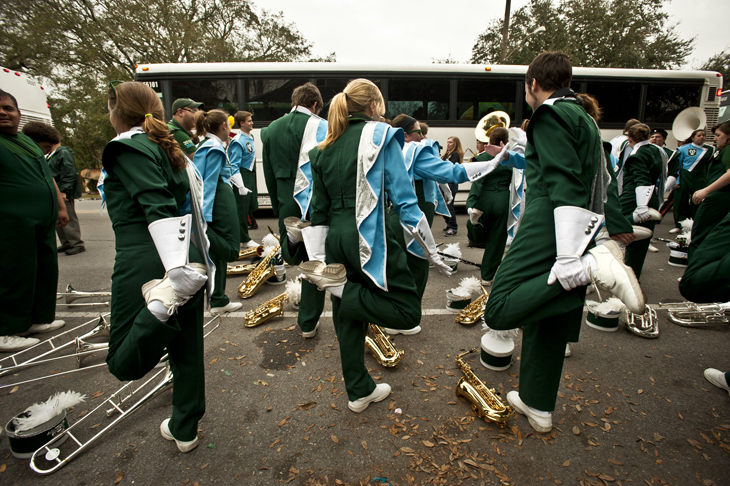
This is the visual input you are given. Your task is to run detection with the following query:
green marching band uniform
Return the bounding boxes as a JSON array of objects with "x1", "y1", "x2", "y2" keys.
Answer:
[
  {"x1": 679, "y1": 209, "x2": 730, "y2": 303},
  {"x1": 0, "y1": 132, "x2": 59, "y2": 335},
  {"x1": 262, "y1": 106, "x2": 326, "y2": 335},
  {"x1": 227, "y1": 130, "x2": 257, "y2": 245},
  {"x1": 186, "y1": 134, "x2": 239, "y2": 309},
  {"x1": 672, "y1": 142, "x2": 714, "y2": 227},
  {"x1": 307, "y1": 115, "x2": 424, "y2": 401},
  {"x1": 484, "y1": 90, "x2": 603, "y2": 412},
  {"x1": 465, "y1": 150, "x2": 513, "y2": 282},
  {"x1": 48, "y1": 145, "x2": 84, "y2": 250},
  {"x1": 618, "y1": 141, "x2": 663, "y2": 280},
  {"x1": 101, "y1": 128, "x2": 206, "y2": 442},
  {"x1": 687, "y1": 144, "x2": 730, "y2": 260}
]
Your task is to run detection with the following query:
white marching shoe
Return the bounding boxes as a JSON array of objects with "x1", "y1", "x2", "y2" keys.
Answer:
[
  {"x1": 0, "y1": 335, "x2": 40, "y2": 352},
  {"x1": 669, "y1": 227, "x2": 681, "y2": 234},
  {"x1": 241, "y1": 240, "x2": 260, "y2": 249},
  {"x1": 583, "y1": 240, "x2": 645, "y2": 315},
  {"x1": 302, "y1": 321, "x2": 320, "y2": 339},
  {"x1": 210, "y1": 301, "x2": 243, "y2": 315},
  {"x1": 348, "y1": 383, "x2": 391, "y2": 413},
  {"x1": 19, "y1": 320, "x2": 66, "y2": 336},
  {"x1": 507, "y1": 391, "x2": 552, "y2": 433},
  {"x1": 704, "y1": 368, "x2": 730, "y2": 395},
  {"x1": 284, "y1": 216, "x2": 311, "y2": 244},
  {"x1": 383, "y1": 326, "x2": 421, "y2": 336},
  {"x1": 160, "y1": 418, "x2": 199, "y2": 452},
  {"x1": 143, "y1": 263, "x2": 207, "y2": 320},
  {"x1": 298, "y1": 261, "x2": 347, "y2": 291}
]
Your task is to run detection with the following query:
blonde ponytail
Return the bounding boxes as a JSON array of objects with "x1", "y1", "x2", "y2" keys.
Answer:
[{"x1": 319, "y1": 79, "x2": 385, "y2": 150}]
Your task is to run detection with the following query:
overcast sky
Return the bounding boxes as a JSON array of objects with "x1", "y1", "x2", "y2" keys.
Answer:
[{"x1": 263, "y1": 0, "x2": 729, "y2": 68}]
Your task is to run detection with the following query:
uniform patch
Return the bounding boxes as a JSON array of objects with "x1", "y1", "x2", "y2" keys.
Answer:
[
  {"x1": 184, "y1": 140, "x2": 194, "y2": 148},
  {"x1": 246, "y1": 142, "x2": 253, "y2": 153},
  {"x1": 688, "y1": 148, "x2": 697, "y2": 156}
]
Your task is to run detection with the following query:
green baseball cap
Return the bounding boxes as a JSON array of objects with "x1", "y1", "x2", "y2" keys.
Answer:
[{"x1": 172, "y1": 98, "x2": 204, "y2": 113}]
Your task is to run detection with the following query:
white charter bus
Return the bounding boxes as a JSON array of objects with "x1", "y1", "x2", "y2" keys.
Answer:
[
  {"x1": 135, "y1": 63, "x2": 723, "y2": 207},
  {"x1": 0, "y1": 67, "x2": 53, "y2": 130}
]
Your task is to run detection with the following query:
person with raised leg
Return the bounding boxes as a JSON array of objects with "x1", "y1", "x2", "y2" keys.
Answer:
[
  {"x1": 299, "y1": 79, "x2": 451, "y2": 413},
  {"x1": 102, "y1": 81, "x2": 211, "y2": 452},
  {"x1": 483, "y1": 53, "x2": 645, "y2": 433}
]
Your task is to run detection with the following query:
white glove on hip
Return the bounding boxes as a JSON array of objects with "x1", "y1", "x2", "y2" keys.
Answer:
[
  {"x1": 468, "y1": 207, "x2": 483, "y2": 226},
  {"x1": 168, "y1": 265, "x2": 208, "y2": 298},
  {"x1": 547, "y1": 255, "x2": 589, "y2": 291}
]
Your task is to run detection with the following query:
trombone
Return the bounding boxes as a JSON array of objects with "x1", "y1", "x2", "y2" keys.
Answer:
[
  {"x1": 29, "y1": 315, "x2": 221, "y2": 475},
  {"x1": 56, "y1": 285, "x2": 111, "y2": 306},
  {"x1": 0, "y1": 314, "x2": 110, "y2": 380}
]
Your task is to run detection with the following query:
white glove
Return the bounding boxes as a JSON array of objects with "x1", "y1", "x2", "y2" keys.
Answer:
[
  {"x1": 665, "y1": 176, "x2": 677, "y2": 191},
  {"x1": 168, "y1": 265, "x2": 208, "y2": 298},
  {"x1": 230, "y1": 172, "x2": 251, "y2": 196},
  {"x1": 547, "y1": 207, "x2": 601, "y2": 291},
  {"x1": 547, "y1": 255, "x2": 589, "y2": 291},
  {"x1": 468, "y1": 207, "x2": 483, "y2": 226},
  {"x1": 408, "y1": 218, "x2": 452, "y2": 277},
  {"x1": 301, "y1": 226, "x2": 328, "y2": 263},
  {"x1": 439, "y1": 183, "x2": 453, "y2": 205},
  {"x1": 632, "y1": 185, "x2": 654, "y2": 223}
]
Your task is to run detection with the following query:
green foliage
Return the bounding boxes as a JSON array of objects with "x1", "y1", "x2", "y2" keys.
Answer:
[
  {"x1": 471, "y1": 0, "x2": 694, "y2": 69},
  {"x1": 0, "y1": 0, "x2": 321, "y2": 169},
  {"x1": 700, "y1": 50, "x2": 730, "y2": 92}
]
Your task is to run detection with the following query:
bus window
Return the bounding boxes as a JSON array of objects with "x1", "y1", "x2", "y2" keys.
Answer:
[
  {"x1": 584, "y1": 81, "x2": 641, "y2": 123},
  {"x1": 644, "y1": 83, "x2": 703, "y2": 124},
  {"x1": 387, "y1": 78, "x2": 449, "y2": 121},
  {"x1": 316, "y1": 78, "x2": 381, "y2": 119},
  {"x1": 246, "y1": 78, "x2": 309, "y2": 122},
  {"x1": 171, "y1": 79, "x2": 238, "y2": 115},
  {"x1": 457, "y1": 79, "x2": 516, "y2": 122}
]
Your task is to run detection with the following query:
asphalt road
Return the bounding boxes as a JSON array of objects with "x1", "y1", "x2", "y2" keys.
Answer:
[{"x1": 0, "y1": 199, "x2": 728, "y2": 486}]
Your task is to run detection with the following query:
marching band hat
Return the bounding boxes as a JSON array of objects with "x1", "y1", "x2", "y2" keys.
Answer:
[
  {"x1": 172, "y1": 98, "x2": 205, "y2": 113},
  {"x1": 651, "y1": 128, "x2": 668, "y2": 139}
]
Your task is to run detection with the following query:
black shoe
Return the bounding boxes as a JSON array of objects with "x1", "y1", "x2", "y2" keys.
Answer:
[
  {"x1": 57, "y1": 245, "x2": 72, "y2": 253},
  {"x1": 65, "y1": 247, "x2": 86, "y2": 255}
]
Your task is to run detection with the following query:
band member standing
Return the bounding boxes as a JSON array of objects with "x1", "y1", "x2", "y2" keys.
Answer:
[
  {"x1": 262, "y1": 83, "x2": 327, "y2": 338},
  {"x1": 168, "y1": 98, "x2": 204, "y2": 160},
  {"x1": 619, "y1": 123, "x2": 664, "y2": 281},
  {"x1": 686, "y1": 122, "x2": 730, "y2": 259},
  {"x1": 0, "y1": 89, "x2": 67, "y2": 352},
  {"x1": 299, "y1": 79, "x2": 449, "y2": 413},
  {"x1": 186, "y1": 108, "x2": 242, "y2": 315},
  {"x1": 671, "y1": 129, "x2": 714, "y2": 232},
  {"x1": 483, "y1": 52, "x2": 644, "y2": 433},
  {"x1": 466, "y1": 127, "x2": 513, "y2": 286},
  {"x1": 102, "y1": 81, "x2": 209, "y2": 452},
  {"x1": 228, "y1": 111, "x2": 259, "y2": 249}
]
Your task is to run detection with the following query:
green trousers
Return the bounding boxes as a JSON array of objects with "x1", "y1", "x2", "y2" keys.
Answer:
[
  {"x1": 234, "y1": 169, "x2": 257, "y2": 244},
  {"x1": 208, "y1": 180, "x2": 241, "y2": 308},
  {"x1": 688, "y1": 191, "x2": 730, "y2": 261},
  {"x1": 328, "y1": 208, "x2": 421, "y2": 401},
  {"x1": 275, "y1": 176, "x2": 325, "y2": 334},
  {"x1": 476, "y1": 188, "x2": 510, "y2": 281},
  {"x1": 673, "y1": 169, "x2": 703, "y2": 227},
  {"x1": 485, "y1": 196, "x2": 585, "y2": 411},
  {"x1": 106, "y1": 229, "x2": 206, "y2": 442},
  {"x1": 623, "y1": 193, "x2": 659, "y2": 281},
  {"x1": 680, "y1": 210, "x2": 730, "y2": 303}
]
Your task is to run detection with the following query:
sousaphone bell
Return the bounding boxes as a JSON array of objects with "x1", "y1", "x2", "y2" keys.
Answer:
[{"x1": 475, "y1": 111, "x2": 511, "y2": 143}]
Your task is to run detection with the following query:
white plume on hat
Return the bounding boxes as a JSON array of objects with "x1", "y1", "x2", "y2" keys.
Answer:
[
  {"x1": 13, "y1": 391, "x2": 86, "y2": 432},
  {"x1": 441, "y1": 242, "x2": 462, "y2": 259},
  {"x1": 285, "y1": 278, "x2": 302, "y2": 308}
]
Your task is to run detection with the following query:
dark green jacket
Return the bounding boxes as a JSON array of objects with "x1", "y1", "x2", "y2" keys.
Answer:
[
  {"x1": 168, "y1": 118, "x2": 196, "y2": 156},
  {"x1": 48, "y1": 145, "x2": 82, "y2": 199},
  {"x1": 619, "y1": 143, "x2": 663, "y2": 214},
  {"x1": 262, "y1": 110, "x2": 311, "y2": 215}
]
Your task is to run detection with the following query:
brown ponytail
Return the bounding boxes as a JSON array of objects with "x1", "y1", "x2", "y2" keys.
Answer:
[
  {"x1": 194, "y1": 109, "x2": 229, "y2": 139},
  {"x1": 108, "y1": 81, "x2": 188, "y2": 170},
  {"x1": 627, "y1": 123, "x2": 650, "y2": 143},
  {"x1": 575, "y1": 93, "x2": 603, "y2": 122}
]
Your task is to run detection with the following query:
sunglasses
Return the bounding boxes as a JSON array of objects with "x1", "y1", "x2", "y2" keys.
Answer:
[
  {"x1": 407, "y1": 129, "x2": 422, "y2": 136},
  {"x1": 108, "y1": 80, "x2": 124, "y2": 98}
]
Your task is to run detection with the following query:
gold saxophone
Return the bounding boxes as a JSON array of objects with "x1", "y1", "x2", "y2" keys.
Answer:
[
  {"x1": 365, "y1": 324, "x2": 404, "y2": 368},
  {"x1": 455, "y1": 291, "x2": 489, "y2": 325},
  {"x1": 237, "y1": 244, "x2": 281, "y2": 299},
  {"x1": 455, "y1": 349, "x2": 513, "y2": 426},
  {"x1": 244, "y1": 292, "x2": 288, "y2": 328},
  {"x1": 226, "y1": 263, "x2": 256, "y2": 276},
  {"x1": 237, "y1": 245, "x2": 264, "y2": 261}
]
